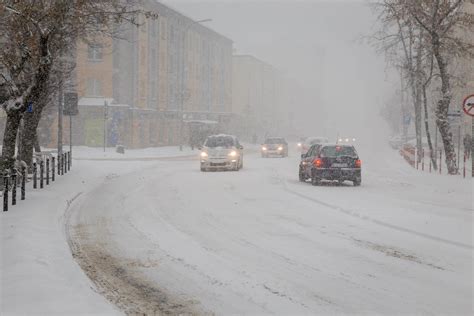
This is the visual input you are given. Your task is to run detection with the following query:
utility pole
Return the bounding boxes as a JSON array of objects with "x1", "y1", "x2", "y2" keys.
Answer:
[{"x1": 69, "y1": 112, "x2": 73, "y2": 168}]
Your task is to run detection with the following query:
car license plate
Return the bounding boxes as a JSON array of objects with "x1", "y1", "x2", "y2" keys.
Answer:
[{"x1": 332, "y1": 163, "x2": 348, "y2": 168}]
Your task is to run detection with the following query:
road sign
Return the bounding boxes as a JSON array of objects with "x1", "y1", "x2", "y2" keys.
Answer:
[
  {"x1": 464, "y1": 94, "x2": 474, "y2": 177},
  {"x1": 462, "y1": 94, "x2": 474, "y2": 117},
  {"x1": 63, "y1": 92, "x2": 78, "y2": 116}
]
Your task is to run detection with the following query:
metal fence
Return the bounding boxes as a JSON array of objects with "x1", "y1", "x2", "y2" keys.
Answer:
[
  {"x1": 2, "y1": 151, "x2": 72, "y2": 212},
  {"x1": 401, "y1": 146, "x2": 472, "y2": 178}
]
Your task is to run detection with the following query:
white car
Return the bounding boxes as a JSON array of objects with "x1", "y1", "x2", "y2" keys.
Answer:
[{"x1": 200, "y1": 134, "x2": 244, "y2": 171}]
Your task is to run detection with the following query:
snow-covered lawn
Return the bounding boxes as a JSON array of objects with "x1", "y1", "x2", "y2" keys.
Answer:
[{"x1": 1, "y1": 144, "x2": 472, "y2": 315}]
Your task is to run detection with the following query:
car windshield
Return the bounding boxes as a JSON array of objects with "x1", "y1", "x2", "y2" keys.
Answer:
[
  {"x1": 205, "y1": 136, "x2": 235, "y2": 148},
  {"x1": 265, "y1": 138, "x2": 285, "y2": 144},
  {"x1": 320, "y1": 146, "x2": 357, "y2": 158}
]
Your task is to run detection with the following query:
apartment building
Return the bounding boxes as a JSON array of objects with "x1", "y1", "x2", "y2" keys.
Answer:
[
  {"x1": 232, "y1": 55, "x2": 292, "y2": 141},
  {"x1": 60, "y1": 0, "x2": 233, "y2": 148}
]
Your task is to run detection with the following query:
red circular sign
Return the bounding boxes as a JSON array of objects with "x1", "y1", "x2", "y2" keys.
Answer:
[{"x1": 463, "y1": 94, "x2": 474, "y2": 117}]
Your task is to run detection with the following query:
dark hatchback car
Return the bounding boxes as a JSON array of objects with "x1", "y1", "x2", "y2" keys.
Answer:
[{"x1": 299, "y1": 144, "x2": 361, "y2": 186}]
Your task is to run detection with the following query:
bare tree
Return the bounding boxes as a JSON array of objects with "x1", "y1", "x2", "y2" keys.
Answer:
[
  {"x1": 372, "y1": 1, "x2": 424, "y2": 163},
  {"x1": 404, "y1": 0, "x2": 474, "y2": 174},
  {"x1": 0, "y1": 0, "x2": 152, "y2": 171},
  {"x1": 373, "y1": 0, "x2": 474, "y2": 174},
  {"x1": 420, "y1": 44, "x2": 438, "y2": 170}
]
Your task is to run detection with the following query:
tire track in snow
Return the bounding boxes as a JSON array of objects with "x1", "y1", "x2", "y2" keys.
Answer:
[
  {"x1": 283, "y1": 183, "x2": 473, "y2": 251},
  {"x1": 64, "y1": 172, "x2": 206, "y2": 315}
]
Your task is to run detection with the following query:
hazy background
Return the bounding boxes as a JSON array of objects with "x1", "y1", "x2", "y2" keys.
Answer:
[{"x1": 161, "y1": 0, "x2": 397, "y2": 146}]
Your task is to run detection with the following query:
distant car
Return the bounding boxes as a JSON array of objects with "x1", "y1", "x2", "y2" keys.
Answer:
[
  {"x1": 299, "y1": 144, "x2": 361, "y2": 186},
  {"x1": 200, "y1": 134, "x2": 244, "y2": 171},
  {"x1": 299, "y1": 136, "x2": 329, "y2": 155},
  {"x1": 261, "y1": 137, "x2": 288, "y2": 157},
  {"x1": 388, "y1": 135, "x2": 404, "y2": 149}
]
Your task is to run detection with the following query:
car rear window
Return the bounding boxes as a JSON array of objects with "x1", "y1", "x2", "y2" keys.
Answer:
[
  {"x1": 205, "y1": 136, "x2": 235, "y2": 148},
  {"x1": 320, "y1": 146, "x2": 357, "y2": 157}
]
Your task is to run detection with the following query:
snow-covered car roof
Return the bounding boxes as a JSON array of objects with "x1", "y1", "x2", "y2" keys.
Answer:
[
  {"x1": 321, "y1": 143, "x2": 355, "y2": 147},
  {"x1": 264, "y1": 137, "x2": 287, "y2": 141},
  {"x1": 207, "y1": 134, "x2": 237, "y2": 139}
]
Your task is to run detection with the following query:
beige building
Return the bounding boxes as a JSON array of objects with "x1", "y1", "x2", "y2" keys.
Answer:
[
  {"x1": 232, "y1": 55, "x2": 292, "y2": 141},
  {"x1": 42, "y1": 0, "x2": 234, "y2": 149}
]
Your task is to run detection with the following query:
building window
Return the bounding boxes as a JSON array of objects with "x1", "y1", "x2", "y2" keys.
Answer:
[
  {"x1": 86, "y1": 78, "x2": 102, "y2": 96},
  {"x1": 87, "y1": 44, "x2": 103, "y2": 61}
]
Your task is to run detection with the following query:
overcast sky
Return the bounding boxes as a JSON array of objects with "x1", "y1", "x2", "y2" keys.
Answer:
[{"x1": 160, "y1": 0, "x2": 396, "y2": 143}]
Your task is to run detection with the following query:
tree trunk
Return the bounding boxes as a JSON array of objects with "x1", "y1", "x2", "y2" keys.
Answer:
[
  {"x1": 414, "y1": 40, "x2": 423, "y2": 163},
  {"x1": 432, "y1": 34, "x2": 457, "y2": 174},
  {"x1": 409, "y1": 73, "x2": 423, "y2": 163},
  {"x1": 19, "y1": 99, "x2": 46, "y2": 170},
  {"x1": 1, "y1": 110, "x2": 22, "y2": 172},
  {"x1": 422, "y1": 83, "x2": 437, "y2": 170}
]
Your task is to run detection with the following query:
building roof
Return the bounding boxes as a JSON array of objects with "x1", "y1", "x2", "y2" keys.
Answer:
[
  {"x1": 149, "y1": 1, "x2": 233, "y2": 44},
  {"x1": 233, "y1": 54, "x2": 275, "y2": 70}
]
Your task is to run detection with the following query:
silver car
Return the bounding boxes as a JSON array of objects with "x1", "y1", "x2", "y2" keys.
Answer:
[{"x1": 200, "y1": 134, "x2": 244, "y2": 171}]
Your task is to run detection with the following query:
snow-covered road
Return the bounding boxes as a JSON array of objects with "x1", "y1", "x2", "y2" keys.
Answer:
[{"x1": 66, "y1": 145, "x2": 473, "y2": 315}]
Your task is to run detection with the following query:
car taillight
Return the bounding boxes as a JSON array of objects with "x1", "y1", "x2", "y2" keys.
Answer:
[
  {"x1": 313, "y1": 158, "x2": 322, "y2": 168},
  {"x1": 355, "y1": 159, "x2": 361, "y2": 168}
]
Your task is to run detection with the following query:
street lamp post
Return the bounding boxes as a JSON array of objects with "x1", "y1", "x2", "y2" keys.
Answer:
[{"x1": 177, "y1": 18, "x2": 212, "y2": 151}]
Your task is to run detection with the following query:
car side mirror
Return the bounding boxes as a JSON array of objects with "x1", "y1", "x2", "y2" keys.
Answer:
[
  {"x1": 239, "y1": 145, "x2": 244, "y2": 150},
  {"x1": 198, "y1": 146, "x2": 202, "y2": 150},
  {"x1": 301, "y1": 154, "x2": 306, "y2": 159}
]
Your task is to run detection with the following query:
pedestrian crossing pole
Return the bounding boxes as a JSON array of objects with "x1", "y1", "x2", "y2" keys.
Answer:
[{"x1": 462, "y1": 94, "x2": 474, "y2": 177}]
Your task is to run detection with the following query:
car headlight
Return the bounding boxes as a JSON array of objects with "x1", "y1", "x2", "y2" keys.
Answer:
[
  {"x1": 345, "y1": 138, "x2": 349, "y2": 142},
  {"x1": 200, "y1": 152, "x2": 208, "y2": 158},
  {"x1": 278, "y1": 146, "x2": 283, "y2": 151},
  {"x1": 297, "y1": 143, "x2": 302, "y2": 147},
  {"x1": 228, "y1": 151, "x2": 237, "y2": 157},
  {"x1": 262, "y1": 147, "x2": 267, "y2": 151}
]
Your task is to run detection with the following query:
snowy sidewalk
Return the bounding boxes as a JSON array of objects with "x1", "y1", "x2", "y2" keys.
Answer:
[{"x1": 0, "y1": 146, "x2": 197, "y2": 315}]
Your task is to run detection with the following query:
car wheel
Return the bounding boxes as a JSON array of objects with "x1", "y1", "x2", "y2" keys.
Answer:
[
  {"x1": 299, "y1": 171, "x2": 305, "y2": 182},
  {"x1": 200, "y1": 166, "x2": 207, "y2": 172},
  {"x1": 311, "y1": 170, "x2": 320, "y2": 186},
  {"x1": 353, "y1": 177, "x2": 361, "y2": 186}
]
